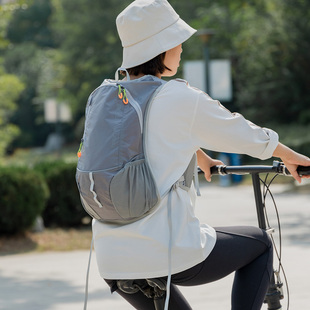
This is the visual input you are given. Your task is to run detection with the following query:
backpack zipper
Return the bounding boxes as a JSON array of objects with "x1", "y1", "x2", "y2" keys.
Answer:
[
  {"x1": 89, "y1": 82, "x2": 144, "y2": 134},
  {"x1": 77, "y1": 139, "x2": 84, "y2": 158},
  {"x1": 117, "y1": 85, "x2": 143, "y2": 134}
]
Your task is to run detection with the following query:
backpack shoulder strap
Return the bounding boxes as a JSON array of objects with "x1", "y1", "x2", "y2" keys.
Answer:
[
  {"x1": 179, "y1": 153, "x2": 201, "y2": 196},
  {"x1": 180, "y1": 154, "x2": 196, "y2": 190},
  {"x1": 143, "y1": 82, "x2": 200, "y2": 196},
  {"x1": 143, "y1": 82, "x2": 166, "y2": 152},
  {"x1": 143, "y1": 82, "x2": 166, "y2": 132}
]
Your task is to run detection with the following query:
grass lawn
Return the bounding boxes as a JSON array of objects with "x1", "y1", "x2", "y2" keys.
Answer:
[{"x1": 0, "y1": 228, "x2": 92, "y2": 256}]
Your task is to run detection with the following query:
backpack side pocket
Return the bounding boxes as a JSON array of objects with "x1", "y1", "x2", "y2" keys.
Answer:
[{"x1": 110, "y1": 159, "x2": 159, "y2": 220}]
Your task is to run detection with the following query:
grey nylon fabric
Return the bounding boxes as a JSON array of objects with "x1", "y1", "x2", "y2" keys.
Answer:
[
  {"x1": 78, "y1": 77, "x2": 164, "y2": 172},
  {"x1": 76, "y1": 75, "x2": 196, "y2": 224},
  {"x1": 110, "y1": 159, "x2": 159, "y2": 219},
  {"x1": 179, "y1": 155, "x2": 197, "y2": 191}
]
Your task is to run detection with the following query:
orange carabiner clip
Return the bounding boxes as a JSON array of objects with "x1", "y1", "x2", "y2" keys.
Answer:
[
  {"x1": 123, "y1": 89, "x2": 128, "y2": 104},
  {"x1": 118, "y1": 85, "x2": 123, "y2": 99},
  {"x1": 77, "y1": 139, "x2": 83, "y2": 158}
]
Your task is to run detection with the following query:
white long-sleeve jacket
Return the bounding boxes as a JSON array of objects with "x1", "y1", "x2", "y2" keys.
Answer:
[{"x1": 92, "y1": 76, "x2": 279, "y2": 280}]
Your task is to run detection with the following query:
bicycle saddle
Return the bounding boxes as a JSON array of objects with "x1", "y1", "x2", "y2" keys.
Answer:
[{"x1": 116, "y1": 278, "x2": 167, "y2": 299}]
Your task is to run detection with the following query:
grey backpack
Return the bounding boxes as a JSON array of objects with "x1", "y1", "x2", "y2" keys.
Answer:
[{"x1": 76, "y1": 72, "x2": 196, "y2": 225}]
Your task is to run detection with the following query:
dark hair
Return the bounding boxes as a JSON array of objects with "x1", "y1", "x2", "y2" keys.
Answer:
[{"x1": 122, "y1": 52, "x2": 171, "y2": 77}]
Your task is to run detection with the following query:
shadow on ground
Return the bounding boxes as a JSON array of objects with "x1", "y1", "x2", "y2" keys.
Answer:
[{"x1": 0, "y1": 271, "x2": 110, "y2": 310}]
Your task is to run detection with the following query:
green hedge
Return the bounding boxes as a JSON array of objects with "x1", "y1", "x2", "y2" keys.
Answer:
[
  {"x1": 34, "y1": 160, "x2": 88, "y2": 227},
  {"x1": 273, "y1": 124, "x2": 310, "y2": 156},
  {"x1": 0, "y1": 166, "x2": 49, "y2": 235}
]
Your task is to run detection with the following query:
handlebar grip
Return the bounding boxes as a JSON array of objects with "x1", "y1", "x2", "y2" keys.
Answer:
[
  {"x1": 210, "y1": 165, "x2": 218, "y2": 175},
  {"x1": 210, "y1": 165, "x2": 224, "y2": 175},
  {"x1": 297, "y1": 166, "x2": 310, "y2": 176}
]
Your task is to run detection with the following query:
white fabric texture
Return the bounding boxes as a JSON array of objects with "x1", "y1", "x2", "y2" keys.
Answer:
[
  {"x1": 92, "y1": 77, "x2": 279, "y2": 280},
  {"x1": 116, "y1": 0, "x2": 196, "y2": 68}
]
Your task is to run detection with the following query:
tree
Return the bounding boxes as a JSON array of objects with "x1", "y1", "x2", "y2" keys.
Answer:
[
  {"x1": 232, "y1": 0, "x2": 310, "y2": 125},
  {"x1": 50, "y1": 0, "x2": 209, "y2": 128},
  {"x1": 0, "y1": 1, "x2": 25, "y2": 155},
  {"x1": 4, "y1": 0, "x2": 307, "y2": 153},
  {"x1": 190, "y1": 0, "x2": 310, "y2": 126},
  {"x1": 3, "y1": 0, "x2": 59, "y2": 148},
  {"x1": 0, "y1": 69, "x2": 24, "y2": 156},
  {"x1": 279, "y1": 0, "x2": 310, "y2": 124},
  {"x1": 50, "y1": 0, "x2": 130, "y2": 123},
  {"x1": 6, "y1": 0, "x2": 55, "y2": 48}
]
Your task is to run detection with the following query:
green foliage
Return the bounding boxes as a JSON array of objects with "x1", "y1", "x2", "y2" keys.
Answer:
[
  {"x1": 1, "y1": 0, "x2": 310, "y2": 153},
  {"x1": 6, "y1": 0, "x2": 55, "y2": 47},
  {"x1": 0, "y1": 165, "x2": 49, "y2": 235},
  {"x1": 272, "y1": 124, "x2": 310, "y2": 156},
  {"x1": 0, "y1": 4, "x2": 12, "y2": 50},
  {"x1": 34, "y1": 160, "x2": 87, "y2": 227},
  {"x1": 3, "y1": 0, "x2": 59, "y2": 149},
  {"x1": 0, "y1": 69, "x2": 24, "y2": 156},
  {"x1": 234, "y1": 0, "x2": 310, "y2": 125},
  {"x1": 4, "y1": 43, "x2": 55, "y2": 148},
  {"x1": 36, "y1": 49, "x2": 67, "y2": 100},
  {"x1": 0, "y1": 3, "x2": 26, "y2": 156},
  {"x1": 50, "y1": 0, "x2": 130, "y2": 121},
  {"x1": 189, "y1": 0, "x2": 310, "y2": 126}
]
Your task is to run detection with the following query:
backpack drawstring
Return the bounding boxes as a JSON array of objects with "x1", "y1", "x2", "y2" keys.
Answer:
[
  {"x1": 83, "y1": 237, "x2": 94, "y2": 310},
  {"x1": 194, "y1": 155, "x2": 201, "y2": 196},
  {"x1": 164, "y1": 187, "x2": 173, "y2": 310}
]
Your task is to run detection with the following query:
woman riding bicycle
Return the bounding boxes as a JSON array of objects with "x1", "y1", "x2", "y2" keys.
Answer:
[{"x1": 92, "y1": 1, "x2": 310, "y2": 309}]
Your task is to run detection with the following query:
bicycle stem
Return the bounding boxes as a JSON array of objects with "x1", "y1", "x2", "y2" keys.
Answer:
[{"x1": 252, "y1": 173, "x2": 267, "y2": 230}]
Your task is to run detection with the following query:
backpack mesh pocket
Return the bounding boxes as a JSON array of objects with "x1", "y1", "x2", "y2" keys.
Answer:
[{"x1": 110, "y1": 159, "x2": 159, "y2": 219}]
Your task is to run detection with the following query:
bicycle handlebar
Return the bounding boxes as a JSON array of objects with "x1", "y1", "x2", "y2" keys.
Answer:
[{"x1": 210, "y1": 160, "x2": 310, "y2": 177}]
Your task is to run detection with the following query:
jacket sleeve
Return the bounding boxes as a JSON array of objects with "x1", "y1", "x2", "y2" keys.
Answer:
[{"x1": 190, "y1": 91, "x2": 279, "y2": 160}]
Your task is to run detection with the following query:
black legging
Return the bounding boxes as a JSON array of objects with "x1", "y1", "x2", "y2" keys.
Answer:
[{"x1": 105, "y1": 226, "x2": 273, "y2": 310}]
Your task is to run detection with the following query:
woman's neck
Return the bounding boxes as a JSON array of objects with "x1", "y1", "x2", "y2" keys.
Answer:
[
  {"x1": 129, "y1": 73, "x2": 145, "y2": 80},
  {"x1": 128, "y1": 73, "x2": 162, "y2": 80}
]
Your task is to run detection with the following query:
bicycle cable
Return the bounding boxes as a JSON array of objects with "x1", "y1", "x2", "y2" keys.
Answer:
[{"x1": 260, "y1": 173, "x2": 290, "y2": 310}]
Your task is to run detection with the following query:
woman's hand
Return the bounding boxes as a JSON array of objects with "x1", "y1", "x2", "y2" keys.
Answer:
[
  {"x1": 273, "y1": 143, "x2": 310, "y2": 183},
  {"x1": 197, "y1": 149, "x2": 224, "y2": 182}
]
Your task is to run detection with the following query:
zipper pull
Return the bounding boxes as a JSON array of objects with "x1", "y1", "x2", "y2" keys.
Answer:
[
  {"x1": 122, "y1": 89, "x2": 128, "y2": 104},
  {"x1": 117, "y1": 84, "x2": 128, "y2": 104},
  {"x1": 77, "y1": 139, "x2": 84, "y2": 158},
  {"x1": 118, "y1": 85, "x2": 123, "y2": 99}
]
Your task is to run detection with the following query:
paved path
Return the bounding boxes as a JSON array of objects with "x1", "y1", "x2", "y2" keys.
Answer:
[{"x1": 1, "y1": 181, "x2": 309, "y2": 310}]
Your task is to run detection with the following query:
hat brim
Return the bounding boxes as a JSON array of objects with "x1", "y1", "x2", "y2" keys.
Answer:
[{"x1": 121, "y1": 18, "x2": 197, "y2": 69}]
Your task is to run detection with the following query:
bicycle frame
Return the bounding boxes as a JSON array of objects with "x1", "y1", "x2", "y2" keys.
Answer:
[
  {"x1": 252, "y1": 172, "x2": 283, "y2": 310},
  {"x1": 211, "y1": 160, "x2": 310, "y2": 310}
]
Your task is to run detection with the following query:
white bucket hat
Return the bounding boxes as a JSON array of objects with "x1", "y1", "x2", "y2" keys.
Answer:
[{"x1": 116, "y1": 0, "x2": 197, "y2": 69}]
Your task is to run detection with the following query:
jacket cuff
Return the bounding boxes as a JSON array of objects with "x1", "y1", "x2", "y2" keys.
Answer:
[{"x1": 258, "y1": 128, "x2": 279, "y2": 160}]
